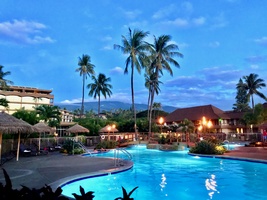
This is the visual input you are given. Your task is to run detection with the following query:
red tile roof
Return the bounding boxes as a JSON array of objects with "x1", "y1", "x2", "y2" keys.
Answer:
[{"x1": 165, "y1": 104, "x2": 228, "y2": 123}]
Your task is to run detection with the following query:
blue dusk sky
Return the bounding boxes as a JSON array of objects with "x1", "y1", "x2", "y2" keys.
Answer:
[{"x1": 1, "y1": 0, "x2": 267, "y2": 111}]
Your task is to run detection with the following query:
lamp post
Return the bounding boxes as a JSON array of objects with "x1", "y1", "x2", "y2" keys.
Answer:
[
  {"x1": 107, "y1": 125, "x2": 111, "y2": 140},
  {"x1": 159, "y1": 117, "x2": 164, "y2": 134},
  {"x1": 198, "y1": 116, "x2": 212, "y2": 135},
  {"x1": 112, "y1": 124, "x2": 116, "y2": 140}
]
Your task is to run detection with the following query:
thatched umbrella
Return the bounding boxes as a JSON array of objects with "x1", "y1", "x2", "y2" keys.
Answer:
[
  {"x1": 99, "y1": 125, "x2": 118, "y2": 140},
  {"x1": 0, "y1": 111, "x2": 37, "y2": 161},
  {"x1": 33, "y1": 122, "x2": 53, "y2": 151},
  {"x1": 66, "y1": 124, "x2": 89, "y2": 135}
]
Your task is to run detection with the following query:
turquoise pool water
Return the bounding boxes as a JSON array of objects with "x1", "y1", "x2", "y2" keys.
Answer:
[{"x1": 61, "y1": 145, "x2": 267, "y2": 200}]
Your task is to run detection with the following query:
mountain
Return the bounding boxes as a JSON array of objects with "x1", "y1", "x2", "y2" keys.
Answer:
[{"x1": 55, "y1": 101, "x2": 177, "y2": 113}]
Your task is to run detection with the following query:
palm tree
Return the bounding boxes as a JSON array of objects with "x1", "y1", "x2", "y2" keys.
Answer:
[
  {"x1": 35, "y1": 105, "x2": 61, "y2": 127},
  {"x1": 177, "y1": 118, "x2": 195, "y2": 143},
  {"x1": 147, "y1": 35, "x2": 183, "y2": 135},
  {"x1": 237, "y1": 73, "x2": 267, "y2": 113},
  {"x1": 0, "y1": 65, "x2": 13, "y2": 89},
  {"x1": 76, "y1": 54, "x2": 95, "y2": 117},
  {"x1": 87, "y1": 73, "x2": 113, "y2": 116},
  {"x1": 114, "y1": 28, "x2": 149, "y2": 138},
  {"x1": 145, "y1": 72, "x2": 162, "y2": 120},
  {"x1": 0, "y1": 98, "x2": 9, "y2": 108}
]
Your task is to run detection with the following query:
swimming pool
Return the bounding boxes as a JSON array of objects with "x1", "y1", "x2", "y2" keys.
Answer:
[{"x1": 61, "y1": 145, "x2": 267, "y2": 200}]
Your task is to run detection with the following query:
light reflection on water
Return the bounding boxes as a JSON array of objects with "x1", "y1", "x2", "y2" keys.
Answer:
[{"x1": 61, "y1": 145, "x2": 267, "y2": 200}]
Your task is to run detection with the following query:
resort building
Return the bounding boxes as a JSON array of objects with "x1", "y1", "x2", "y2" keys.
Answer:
[
  {"x1": 164, "y1": 104, "x2": 261, "y2": 138},
  {"x1": 0, "y1": 85, "x2": 54, "y2": 114}
]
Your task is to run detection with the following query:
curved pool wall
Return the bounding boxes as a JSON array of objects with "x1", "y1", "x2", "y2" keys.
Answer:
[{"x1": 61, "y1": 145, "x2": 267, "y2": 200}]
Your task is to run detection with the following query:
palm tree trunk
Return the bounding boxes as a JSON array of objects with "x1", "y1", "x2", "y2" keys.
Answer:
[
  {"x1": 131, "y1": 64, "x2": 137, "y2": 140},
  {"x1": 149, "y1": 86, "x2": 155, "y2": 139},
  {"x1": 147, "y1": 88, "x2": 151, "y2": 121},
  {"x1": 81, "y1": 74, "x2": 85, "y2": 117},
  {"x1": 251, "y1": 94, "x2": 255, "y2": 113},
  {"x1": 98, "y1": 95, "x2": 100, "y2": 117}
]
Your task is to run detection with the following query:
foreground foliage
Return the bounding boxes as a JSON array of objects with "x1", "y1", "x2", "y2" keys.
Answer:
[
  {"x1": 189, "y1": 140, "x2": 226, "y2": 155},
  {"x1": 0, "y1": 168, "x2": 138, "y2": 200}
]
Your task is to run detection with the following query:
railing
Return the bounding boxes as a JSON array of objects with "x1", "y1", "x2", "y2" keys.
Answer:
[
  {"x1": 114, "y1": 148, "x2": 132, "y2": 166},
  {"x1": 77, "y1": 141, "x2": 91, "y2": 156}
]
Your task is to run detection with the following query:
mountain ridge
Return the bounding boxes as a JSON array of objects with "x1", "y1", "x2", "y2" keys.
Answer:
[{"x1": 55, "y1": 101, "x2": 177, "y2": 113}]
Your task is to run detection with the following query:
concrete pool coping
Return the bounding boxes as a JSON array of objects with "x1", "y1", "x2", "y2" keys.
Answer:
[{"x1": 0, "y1": 146, "x2": 267, "y2": 192}]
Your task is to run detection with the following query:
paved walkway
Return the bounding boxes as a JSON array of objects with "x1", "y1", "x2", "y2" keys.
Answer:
[
  {"x1": 0, "y1": 146, "x2": 267, "y2": 192},
  {"x1": 0, "y1": 151, "x2": 133, "y2": 191}
]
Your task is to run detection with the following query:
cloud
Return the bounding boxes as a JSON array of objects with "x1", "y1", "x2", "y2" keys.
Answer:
[
  {"x1": 245, "y1": 55, "x2": 267, "y2": 63},
  {"x1": 119, "y1": 8, "x2": 142, "y2": 19},
  {"x1": 210, "y1": 12, "x2": 228, "y2": 29},
  {"x1": 254, "y1": 36, "x2": 267, "y2": 46},
  {"x1": 152, "y1": 4, "x2": 178, "y2": 19},
  {"x1": 110, "y1": 67, "x2": 124, "y2": 75},
  {"x1": 163, "y1": 18, "x2": 189, "y2": 27},
  {"x1": 0, "y1": 19, "x2": 55, "y2": 44},
  {"x1": 209, "y1": 41, "x2": 220, "y2": 48},
  {"x1": 192, "y1": 17, "x2": 206, "y2": 26}
]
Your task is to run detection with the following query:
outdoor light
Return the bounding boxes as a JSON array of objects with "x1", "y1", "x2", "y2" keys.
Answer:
[{"x1": 159, "y1": 117, "x2": 164, "y2": 133}]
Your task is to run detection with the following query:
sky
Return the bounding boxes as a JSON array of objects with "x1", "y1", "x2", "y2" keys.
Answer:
[{"x1": 1, "y1": 0, "x2": 267, "y2": 111}]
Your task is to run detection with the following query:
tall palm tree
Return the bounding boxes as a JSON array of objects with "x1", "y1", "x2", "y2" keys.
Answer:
[
  {"x1": 147, "y1": 35, "x2": 183, "y2": 135},
  {"x1": 114, "y1": 28, "x2": 149, "y2": 138},
  {"x1": 76, "y1": 54, "x2": 95, "y2": 117},
  {"x1": 87, "y1": 73, "x2": 113, "y2": 116},
  {"x1": 237, "y1": 73, "x2": 267, "y2": 113},
  {"x1": 145, "y1": 72, "x2": 162, "y2": 120},
  {"x1": 0, "y1": 65, "x2": 13, "y2": 89}
]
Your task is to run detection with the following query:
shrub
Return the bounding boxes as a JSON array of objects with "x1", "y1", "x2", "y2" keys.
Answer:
[
  {"x1": 96, "y1": 140, "x2": 118, "y2": 149},
  {"x1": 189, "y1": 140, "x2": 226, "y2": 155},
  {"x1": 61, "y1": 139, "x2": 84, "y2": 154}
]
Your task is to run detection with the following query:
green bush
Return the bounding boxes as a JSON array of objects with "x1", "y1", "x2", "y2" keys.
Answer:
[
  {"x1": 96, "y1": 140, "x2": 118, "y2": 149},
  {"x1": 189, "y1": 140, "x2": 226, "y2": 155},
  {"x1": 62, "y1": 139, "x2": 84, "y2": 154}
]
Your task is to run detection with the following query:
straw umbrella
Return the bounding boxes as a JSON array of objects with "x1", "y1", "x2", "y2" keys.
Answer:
[
  {"x1": 66, "y1": 124, "x2": 89, "y2": 134},
  {"x1": 99, "y1": 125, "x2": 118, "y2": 140},
  {"x1": 33, "y1": 122, "x2": 53, "y2": 151},
  {"x1": 66, "y1": 124, "x2": 89, "y2": 140},
  {"x1": 0, "y1": 111, "x2": 37, "y2": 161}
]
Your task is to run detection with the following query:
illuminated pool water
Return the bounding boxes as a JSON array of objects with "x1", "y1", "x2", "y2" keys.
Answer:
[{"x1": 61, "y1": 145, "x2": 267, "y2": 200}]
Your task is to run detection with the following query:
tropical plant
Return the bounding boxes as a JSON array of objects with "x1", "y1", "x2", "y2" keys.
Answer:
[
  {"x1": 114, "y1": 28, "x2": 149, "y2": 138},
  {"x1": 237, "y1": 73, "x2": 267, "y2": 113},
  {"x1": 189, "y1": 140, "x2": 226, "y2": 155},
  {"x1": 146, "y1": 35, "x2": 183, "y2": 136},
  {"x1": 35, "y1": 105, "x2": 61, "y2": 127},
  {"x1": 0, "y1": 98, "x2": 9, "y2": 108},
  {"x1": 72, "y1": 186, "x2": 95, "y2": 200},
  {"x1": 0, "y1": 65, "x2": 13, "y2": 89},
  {"x1": 114, "y1": 186, "x2": 138, "y2": 200},
  {"x1": 87, "y1": 73, "x2": 113, "y2": 116},
  {"x1": 76, "y1": 54, "x2": 95, "y2": 117},
  {"x1": 144, "y1": 72, "x2": 162, "y2": 121},
  {"x1": 233, "y1": 78, "x2": 251, "y2": 112},
  {"x1": 177, "y1": 118, "x2": 195, "y2": 143},
  {"x1": 12, "y1": 108, "x2": 38, "y2": 125}
]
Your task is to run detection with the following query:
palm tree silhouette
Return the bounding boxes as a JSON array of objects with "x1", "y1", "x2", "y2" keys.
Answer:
[
  {"x1": 76, "y1": 54, "x2": 95, "y2": 117},
  {"x1": 87, "y1": 73, "x2": 112, "y2": 116},
  {"x1": 146, "y1": 35, "x2": 183, "y2": 134},
  {"x1": 237, "y1": 73, "x2": 267, "y2": 113},
  {"x1": 114, "y1": 28, "x2": 149, "y2": 138}
]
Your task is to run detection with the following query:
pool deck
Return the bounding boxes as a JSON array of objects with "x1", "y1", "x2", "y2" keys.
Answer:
[
  {"x1": 0, "y1": 151, "x2": 133, "y2": 191},
  {"x1": 1, "y1": 146, "x2": 267, "y2": 192}
]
